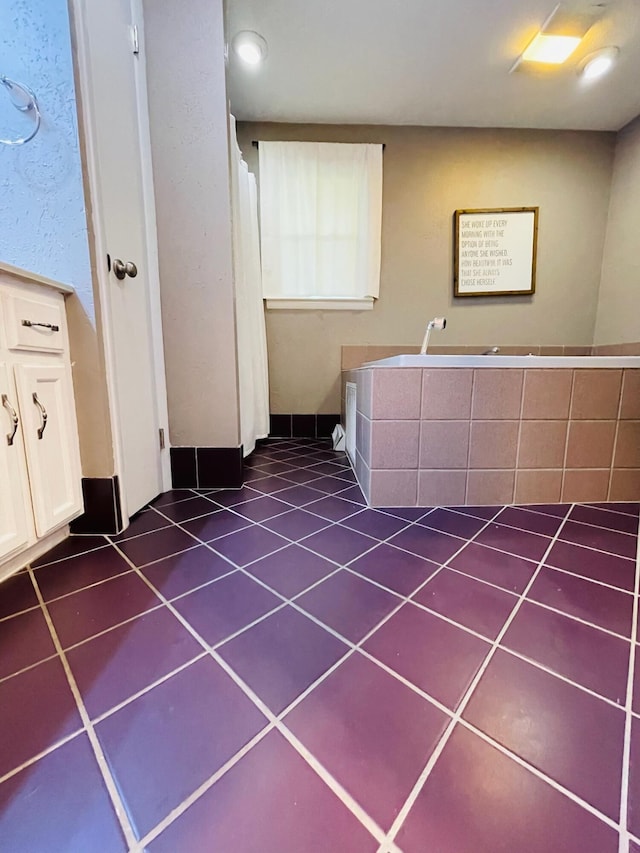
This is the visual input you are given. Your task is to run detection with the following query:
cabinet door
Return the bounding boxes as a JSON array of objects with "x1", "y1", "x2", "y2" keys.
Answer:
[
  {"x1": 15, "y1": 363, "x2": 83, "y2": 537},
  {"x1": 0, "y1": 362, "x2": 33, "y2": 559}
]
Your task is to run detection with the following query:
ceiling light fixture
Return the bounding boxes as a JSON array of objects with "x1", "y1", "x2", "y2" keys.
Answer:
[
  {"x1": 510, "y1": 3, "x2": 605, "y2": 74},
  {"x1": 521, "y1": 33, "x2": 582, "y2": 64},
  {"x1": 580, "y1": 46, "x2": 619, "y2": 80},
  {"x1": 232, "y1": 31, "x2": 268, "y2": 66}
]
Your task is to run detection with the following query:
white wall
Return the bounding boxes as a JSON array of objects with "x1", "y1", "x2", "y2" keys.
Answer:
[
  {"x1": 0, "y1": 0, "x2": 92, "y2": 317},
  {"x1": 594, "y1": 115, "x2": 640, "y2": 346}
]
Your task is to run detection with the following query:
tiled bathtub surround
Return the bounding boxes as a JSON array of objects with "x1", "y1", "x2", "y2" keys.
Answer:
[
  {"x1": 342, "y1": 342, "x2": 640, "y2": 371},
  {"x1": 348, "y1": 365, "x2": 640, "y2": 507},
  {"x1": 0, "y1": 439, "x2": 639, "y2": 852}
]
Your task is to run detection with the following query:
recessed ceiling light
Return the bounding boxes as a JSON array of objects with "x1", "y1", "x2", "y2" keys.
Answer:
[
  {"x1": 522, "y1": 33, "x2": 582, "y2": 64},
  {"x1": 232, "y1": 31, "x2": 268, "y2": 66},
  {"x1": 580, "y1": 46, "x2": 619, "y2": 80}
]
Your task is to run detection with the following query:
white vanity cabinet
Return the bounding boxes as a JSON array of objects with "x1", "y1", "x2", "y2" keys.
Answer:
[{"x1": 0, "y1": 269, "x2": 83, "y2": 573}]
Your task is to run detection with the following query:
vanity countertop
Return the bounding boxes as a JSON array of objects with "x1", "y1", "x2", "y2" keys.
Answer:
[{"x1": 0, "y1": 261, "x2": 75, "y2": 295}]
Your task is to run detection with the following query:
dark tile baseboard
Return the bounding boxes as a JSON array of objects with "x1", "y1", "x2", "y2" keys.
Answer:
[
  {"x1": 270, "y1": 413, "x2": 340, "y2": 439},
  {"x1": 170, "y1": 446, "x2": 244, "y2": 489},
  {"x1": 70, "y1": 476, "x2": 123, "y2": 535}
]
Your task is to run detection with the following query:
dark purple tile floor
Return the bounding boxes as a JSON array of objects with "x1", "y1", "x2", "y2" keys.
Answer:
[{"x1": 0, "y1": 437, "x2": 638, "y2": 852}]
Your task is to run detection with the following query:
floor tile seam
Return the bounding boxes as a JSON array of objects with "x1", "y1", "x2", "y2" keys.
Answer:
[
  {"x1": 336, "y1": 504, "x2": 513, "y2": 644},
  {"x1": 33, "y1": 565, "x2": 138, "y2": 608},
  {"x1": 157, "y1": 565, "x2": 242, "y2": 606},
  {"x1": 0, "y1": 727, "x2": 85, "y2": 786},
  {"x1": 443, "y1": 562, "x2": 534, "y2": 596},
  {"x1": 567, "y1": 503, "x2": 640, "y2": 521},
  {"x1": 107, "y1": 520, "x2": 174, "y2": 545},
  {"x1": 418, "y1": 517, "x2": 551, "y2": 547},
  {"x1": 439, "y1": 507, "x2": 638, "y2": 560},
  {"x1": 342, "y1": 563, "x2": 506, "y2": 645},
  {"x1": 458, "y1": 717, "x2": 622, "y2": 833},
  {"x1": 110, "y1": 537, "x2": 388, "y2": 848},
  {"x1": 381, "y1": 502, "x2": 577, "y2": 846},
  {"x1": 542, "y1": 562, "x2": 635, "y2": 596},
  {"x1": 554, "y1": 534, "x2": 638, "y2": 562},
  {"x1": 106, "y1": 516, "x2": 191, "y2": 546},
  {"x1": 89, "y1": 651, "x2": 209, "y2": 727},
  {"x1": 126, "y1": 542, "x2": 203, "y2": 571},
  {"x1": 466, "y1": 533, "x2": 634, "y2": 572},
  {"x1": 52, "y1": 602, "x2": 171, "y2": 656},
  {"x1": 503, "y1": 507, "x2": 640, "y2": 539},
  {"x1": 27, "y1": 540, "x2": 111, "y2": 570},
  {"x1": 314, "y1": 504, "x2": 507, "y2": 580},
  {"x1": 208, "y1": 599, "x2": 290, "y2": 649},
  {"x1": 271, "y1": 720, "x2": 387, "y2": 845},
  {"x1": 0, "y1": 650, "x2": 61, "y2": 687},
  {"x1": 351, "y1": 580, "x2": 629, "y2": 712},
  {"x1": 617, "y1": 520, "x2": 640, "y2": 844},
  {"x1": 495, "y1": 643, "x2": 627, "y2": 710},
  {"x1": 27, "y1": 566, "x2": 139, "y2": 849},
  {"x1": 386, "y1": 528, "x2": 540, "y2": 570},
  {"x1": 169, "y1": 498, "x2": 338, "y2": 551},
  {"x1": 561, "y1": 516, "x2": 640, "y2": 540},
  {"x1": 523, "y1": 596, "x2": 633, "y2": 642},
  {"x1": 0, "y1": 602, "x2": 40, "y2": 623},
  {"x1": 243, "y1": 563, "x2": 345, "y2": 607},
  {"x1": 133, "y1": 723, "x2": 277, "y2": 851},
  {"x1": 212, "y1": 558, "x2": 410, "y2": 658}
]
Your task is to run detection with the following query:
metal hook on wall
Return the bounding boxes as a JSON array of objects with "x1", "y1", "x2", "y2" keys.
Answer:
[{"x1": 0, "y1": 76, "x2": 41, "y2": 146}]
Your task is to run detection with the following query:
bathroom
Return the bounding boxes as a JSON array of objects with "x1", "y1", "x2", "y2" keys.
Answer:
[{"x1": 0, "y1": 0, "x2": 639, "y2": 850}]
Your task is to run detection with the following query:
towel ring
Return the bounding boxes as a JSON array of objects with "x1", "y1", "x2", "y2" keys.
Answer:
[{"x1": 0, "y1": 77, "x2": 41, "y2": 146}]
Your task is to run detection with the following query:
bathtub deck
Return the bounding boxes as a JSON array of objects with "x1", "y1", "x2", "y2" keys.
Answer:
[{"x1": 0, "y1": 438, "x2": 639, "y2": 852}]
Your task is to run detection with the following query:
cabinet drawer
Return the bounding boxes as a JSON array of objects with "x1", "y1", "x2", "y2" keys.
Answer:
[{"x1": 2, "y1": 292, "x2": 65, "y2": 353}]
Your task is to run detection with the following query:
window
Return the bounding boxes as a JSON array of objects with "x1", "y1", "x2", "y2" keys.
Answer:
[{"x1": 258, "y1": 141, "x2": 383, "y2": 309}]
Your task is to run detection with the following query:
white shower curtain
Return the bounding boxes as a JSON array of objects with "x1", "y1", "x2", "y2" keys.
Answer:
[{"x1": 229, "y1": 116, "x2": 270, "y2": 456}]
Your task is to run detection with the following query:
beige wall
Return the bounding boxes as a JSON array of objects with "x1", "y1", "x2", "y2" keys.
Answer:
[
  {"x1": 237, "y1": 123, "x2": 616, "y2": 414},
  {"x1": 144, "y1": 0, "x2": 240, "y2": 448},
  {"x1": 594, "y1": 116, "x2": 640, "y2": 346}
]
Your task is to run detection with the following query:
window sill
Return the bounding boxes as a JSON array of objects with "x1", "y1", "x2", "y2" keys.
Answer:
[{"x1": 265, "y1": 297, "x2": 375, "y2": 311}]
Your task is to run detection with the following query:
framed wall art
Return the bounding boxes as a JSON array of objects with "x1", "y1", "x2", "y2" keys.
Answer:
[{"x1": 454, "y1": 207, "x2": 539, "y2": 297}]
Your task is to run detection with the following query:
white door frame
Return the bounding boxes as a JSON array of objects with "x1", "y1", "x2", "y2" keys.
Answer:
[{"x1": 69, "y1": 0, "x2": 171, "y2": 524}]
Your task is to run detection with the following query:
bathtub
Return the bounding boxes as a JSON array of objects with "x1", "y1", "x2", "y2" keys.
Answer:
[
  {"x1": 364, "y1": 354, "x2": 640, "y2": 368},
  {"x1": 343, "y1": 353, "x2": 640, "y2": 507}
]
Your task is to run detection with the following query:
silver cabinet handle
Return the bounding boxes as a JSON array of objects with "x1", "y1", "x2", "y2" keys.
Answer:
[
  {"x1": 112, "y1": 259, "x2": 138, "y2": 280},
  {"x1": 1, "y1": 394, "x2": 19, "y2": 446},
  {"x1": 21, "y1": 320, "x2": 60, "y2": 332},
  {"x1": 32, "y1": 392, "x2": 47, "y2": 439}
]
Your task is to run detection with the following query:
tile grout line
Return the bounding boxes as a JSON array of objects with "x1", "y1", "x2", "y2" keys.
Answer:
[
  {"x1": 617, "y1": 512, "x2": 640, "y2": 853},
  {"x1": 559, "y1": 370, "x2": 576, "y2": 501},
  {"x1": 108, "y1": 539, "x2": 390, "y2": 850},
  {"x1": 7, "y1": 495, "x2": 632, "y2": 791},
  {"x1": 27, "y1": 566, "x2": 139, "y2": 849},
  {"x1": 378, "y1": 501, "x2": 587, "y2": 851},
  {"x1": 344, "y1": 562, "x2": 631, "y2": 708},
  {"x1": 37, "y1": 485, "x2": 629, "y2": 756},
  {"x1": 357, "y1": 646, "x2": 622, "y2": 834},
  {"x1": 608, "y1": 371, "x2": 625, "y2": 502},
  {"x1": 512, "y1": 364, "x2": 527, "y2": 504},
  {"x1": 90, "y1": 651, "x2": 209, "y2": 727},
  {"x1": 26, "y1": 538, "x2": 111, "y2": 570},
  {"x1": 0, "y1": 727, "x2": 85, "y2": 786},
  {"x1": 6, "y1": 440, "x2": 635, "y2": 847}
]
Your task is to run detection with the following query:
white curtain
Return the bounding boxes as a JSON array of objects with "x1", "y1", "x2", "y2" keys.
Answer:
[
  {"x1": 230, "y1": 116, "x2": 270, "y2": 457},
  {"x1": 258, "y1": 141, "x2": 383, "y2": 299}
]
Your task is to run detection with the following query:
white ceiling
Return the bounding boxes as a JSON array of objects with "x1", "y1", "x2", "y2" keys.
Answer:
[{"x1": 225, "y1": 0, "x2": 640, "y2": 131}]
